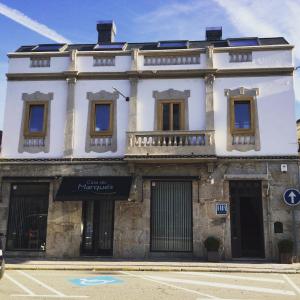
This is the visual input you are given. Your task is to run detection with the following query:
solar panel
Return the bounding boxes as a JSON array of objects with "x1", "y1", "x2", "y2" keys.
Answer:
[
  {"x1": 158, "y1": 41, "x2": 189, "y2": 48},
  {"x1": 16, "y1": 45, "x2": 35, "y2": 52},
  {"x1": 32, "y1": 44, "x2": 66, "y2": 52},
  {"x1": 94, "y1": 43, "x2": 127, "y2": 50},
  {"x1": 228, "y1": 39, "x2": 259, "y2": 47}
]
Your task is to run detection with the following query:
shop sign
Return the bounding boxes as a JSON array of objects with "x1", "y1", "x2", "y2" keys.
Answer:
[{"x1": 216, "y1": 203, "x2": 228, "y2": 215}]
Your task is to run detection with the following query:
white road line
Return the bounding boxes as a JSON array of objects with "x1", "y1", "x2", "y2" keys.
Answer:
[
  {"x1": 18, "y1": 270, "x2": 66, "y2": 297},
  {"x1": 174, "y1": 272, "x2": 285, "y2": 283},
  {"x1": 5, "y1": 273, "x2": 35, "y2": 296},
  {"x1": 146, "y1": 275, "x2": 296, "y2": 296},
  {"x1": 11, "y1": 295, "x2": 89, "y2": 298},
  {"x1": 120, "y1": 271, "x2": 221, "y2": 299},
  {"x1": 283, "y1": 274, "x2": 300, "y2": 295}
]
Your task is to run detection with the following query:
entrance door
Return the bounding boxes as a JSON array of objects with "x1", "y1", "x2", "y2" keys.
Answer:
[
  {"x1": 151, "y1": 181, "x2": 193, "y2": 252},
  {"x1": 81, "y1": 200, "x2": 114, "y2": 256},
  {"x1": 229, "y1": 181, "x2": 265, "y2": 258}
]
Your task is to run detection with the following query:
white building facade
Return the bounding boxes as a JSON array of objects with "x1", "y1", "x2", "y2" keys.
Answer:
[{"x1": 0, "y1": 23, "x2": 298, "y2": 260}]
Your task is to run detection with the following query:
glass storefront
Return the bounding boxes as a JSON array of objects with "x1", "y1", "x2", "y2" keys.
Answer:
[{"x1": 6, "y1": 183, "x2": 49, "y2": 251}]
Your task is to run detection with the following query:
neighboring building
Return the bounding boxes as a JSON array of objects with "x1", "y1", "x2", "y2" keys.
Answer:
[{"x1": 0, "y1": 22, "x2": 298, "y2": 260}]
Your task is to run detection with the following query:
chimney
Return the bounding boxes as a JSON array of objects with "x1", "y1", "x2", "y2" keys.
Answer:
[
  {"x1": 97, "y1": 21, "x2": 116, "y2": 43},
  {"x1": 206, "y1": 27, "x2": 222, "y2": 41}
]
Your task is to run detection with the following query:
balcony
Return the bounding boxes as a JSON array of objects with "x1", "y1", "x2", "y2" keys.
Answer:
[{"x1": 126, "y1": 130, "x2": 215, "y2": 157}]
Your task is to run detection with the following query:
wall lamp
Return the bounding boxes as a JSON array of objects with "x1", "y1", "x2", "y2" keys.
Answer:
[{"x1": 112, "y1": 87, "x2": 130, "y2": 102}]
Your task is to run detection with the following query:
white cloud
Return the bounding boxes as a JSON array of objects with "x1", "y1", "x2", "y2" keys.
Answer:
[
  {"x1": 134, "y1": 1, "x2": 222, "y2": 40},
  {"x1": 0, "y1": 2, "x2": 72, "y2": 43},
  {"x1": 213, "y1": 0, "x2": 300, "y2": 60},
  {"x1": 213, "y1": 0, "x2": 300, "y2": 102}
]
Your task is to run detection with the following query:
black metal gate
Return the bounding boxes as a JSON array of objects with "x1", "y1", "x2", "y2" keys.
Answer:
[
  {"x1": 230, "y1": 181, "x2": 265, "y2": 258},
  {"x1": 151, "y1": 181, "x2": 193, "y2": 252},
  {"x1": 81, "y1": 200, "x2": 114, "y2": 256}
]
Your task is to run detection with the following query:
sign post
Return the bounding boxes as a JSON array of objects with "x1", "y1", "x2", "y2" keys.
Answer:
[{"x1": 283, "y1": 188, "x2": 300, "y2": 257}]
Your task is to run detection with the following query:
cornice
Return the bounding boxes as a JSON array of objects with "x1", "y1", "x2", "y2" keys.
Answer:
[{"x1": 6, "y1": 67, "x2": 294, "y2": 81}]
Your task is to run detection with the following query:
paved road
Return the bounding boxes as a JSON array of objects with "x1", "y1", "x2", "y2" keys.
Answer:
[{"x1": 0, "y1": 270, "x2": 300, "y2": 299}]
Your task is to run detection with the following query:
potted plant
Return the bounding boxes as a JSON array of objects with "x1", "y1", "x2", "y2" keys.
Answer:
[
  {"x1": 204, "y1": 236, "x2": 220, "y2": 262},
  {"x1": 278, "y1": 239, "x2": 294, "y2": 264}
]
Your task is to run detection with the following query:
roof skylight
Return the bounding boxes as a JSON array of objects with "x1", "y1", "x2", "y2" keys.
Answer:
[
  {"x1": 94, "y1": 42, "x2": 127, "y2": 50},
  {"x1": 228, "y1": 38, "x2": 259, "y2": 47},
  {"x1": 32, "y1": 44, "x2": 67, "y2": 52},
  {"x1": 158, "y1": 40, "x2": 189, "y2": 49}
]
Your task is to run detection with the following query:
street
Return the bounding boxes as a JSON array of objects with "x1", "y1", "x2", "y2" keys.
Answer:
[{"x1": 0, "y1": 270, "x2": 300, "y2": 299}]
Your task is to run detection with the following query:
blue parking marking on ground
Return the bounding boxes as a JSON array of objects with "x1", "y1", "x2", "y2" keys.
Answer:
[{"x1": 69, "y1": 276, "x2": 123, "y2": 287}]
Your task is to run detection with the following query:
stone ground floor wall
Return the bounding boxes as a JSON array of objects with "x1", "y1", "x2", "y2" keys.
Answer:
[{"x1": 0, "y1": 159, "x2": 299, "y2": 261}]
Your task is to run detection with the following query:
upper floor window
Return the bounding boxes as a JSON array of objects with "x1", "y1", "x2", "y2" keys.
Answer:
[
  {"x1": 90, "y1": 101, "x2": 114, "y2": 136},
  {"x1": 158, "y1": 100, "x2": 185, "y2": 131},
  {"x1": 24, "y1": 102, "x2": 48, "y2": 137},
  {"x1": 230, "y1": 97, "x2": 254, "y2": 135},
  {"x1": 30, "y1": 57, "x2": 50, "y2": 68}
]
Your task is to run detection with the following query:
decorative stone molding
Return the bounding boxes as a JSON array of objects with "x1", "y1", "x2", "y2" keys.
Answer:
[
  {"x1": 85, "y1": 90, "x2": 119, "y2": 153},
  {"x1": 131, "y1": 48, "x2": 139, "y2": 70},
  {"x1": 206, "y1": 46, "x2": 214, "y2": 68},
  {"x1": 18, "y1": 91, "x2": 53, "y2": 153},
  {"x1": 128, "y1": 78, "x2": 138, "y2": 131},
  {"x1": 68, "y1": 50, "x2": 77, "y2": 71},
  {"x1": 30, "y1": 57, "x2": 50, "y2": 68},
  {"x1": 229, "y1": 52, "x2": 252, "y2": 63},
  {"x1": 225, "y1": 87, "x2": 260, "y2": 152},
  {"x1": 144, "y1": 55, "x2": 200, "y2": 66},
  {"x1": 153, "y1": 89, "x2": 190, "y2": 130},
  {"x1": 204, "y1": 74, "x2": 215, "y2": 131},
  {"x1": 64, "y1": 77, "x2": 77, "y2": 157},
  {"x1": 93, "y1": 56, "x2": 115, "y2": 66}
]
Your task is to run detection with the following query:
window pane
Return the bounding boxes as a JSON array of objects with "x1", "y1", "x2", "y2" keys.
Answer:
[
  {"x1": 29, "y1": 105, "x2": 44, "y2": 132},
  {"x1": 173, "y1": 104, "x2": 181, "y2": 130},
  {"x1": 234, "y1": 101, "x2": 251, "y2": 129},
  {"x1": 95, "y1": 104, "x2": 110, "y2": 132},
  {"x1": 6, "y1": 183, "x2": 49, "y2": 251},
  {"x1": 162, "y1": 103, "x2": 170, "y2": 130}
]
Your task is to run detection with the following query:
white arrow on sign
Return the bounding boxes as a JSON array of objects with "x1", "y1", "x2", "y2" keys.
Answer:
[{"x1": 288, "y1": 191, "x2": 296, "y2": 204}]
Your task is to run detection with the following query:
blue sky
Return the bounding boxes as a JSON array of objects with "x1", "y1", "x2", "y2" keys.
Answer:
[{"x1": 1, "y1": 0, "x2": 300, "y2": 129}]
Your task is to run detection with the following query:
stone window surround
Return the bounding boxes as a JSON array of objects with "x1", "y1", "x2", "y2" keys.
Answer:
[
  {"x1": 225, "y1": 87, "x2": 260, "y2": 152},
  {"x1": 153, "y1": 89, "x2": 190, "y2": 131},
  {"x1": 18, "y1": 91, "x2": 53, "y2": 154},
  {"x1": 85, "y1": 90, "x2": 119, "y2": 153}
]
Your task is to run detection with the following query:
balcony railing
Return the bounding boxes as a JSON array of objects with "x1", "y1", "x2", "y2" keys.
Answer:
[{"x1": 126, "y1": 130, "x2": 215, "y2": 156}]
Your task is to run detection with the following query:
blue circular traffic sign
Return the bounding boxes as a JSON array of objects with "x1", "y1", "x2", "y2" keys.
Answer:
[{"x1": 283, "y1": 188, "x2": 300, "y2": 206}]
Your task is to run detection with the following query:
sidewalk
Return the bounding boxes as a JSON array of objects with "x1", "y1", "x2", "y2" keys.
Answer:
[{"x1": 4, "y1": 258, "x2": 300, "y2": 273}]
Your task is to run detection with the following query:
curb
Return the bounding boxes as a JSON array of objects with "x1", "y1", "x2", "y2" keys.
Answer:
[{"x1": 5, "y1": 265, "x2": 300, "y2": 274}]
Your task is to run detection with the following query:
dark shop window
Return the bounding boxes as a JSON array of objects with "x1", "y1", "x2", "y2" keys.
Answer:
[{"x1": 6, "y1": 183, "x2": 49, "y2": 251}]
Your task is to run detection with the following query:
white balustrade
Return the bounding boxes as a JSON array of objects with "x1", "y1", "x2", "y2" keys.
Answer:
[
  {"x1": 30, "y1": 57, "x2": 50, "y2": 68},
  {"x1": 90, "y1": 137, "x2": 112, "y2": 147},
  {"x1": 144, "y1": 55, "x2": 200, "y2": 66},
  {"x1": 127, "y1": 130, "x2": 215, "y2": 156},
  {"x1": 229, "y1": 52, "x2": 252, "y2": 63},
  {"x1": 24, "y1": 137, "x2": 45, "y2": 147},
  {"x1": 93, "y1": 56, "x2": 115, "y2": 66},
  {"x1": 232, "y1": 135, "x2": 255, "y2": 145}
]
